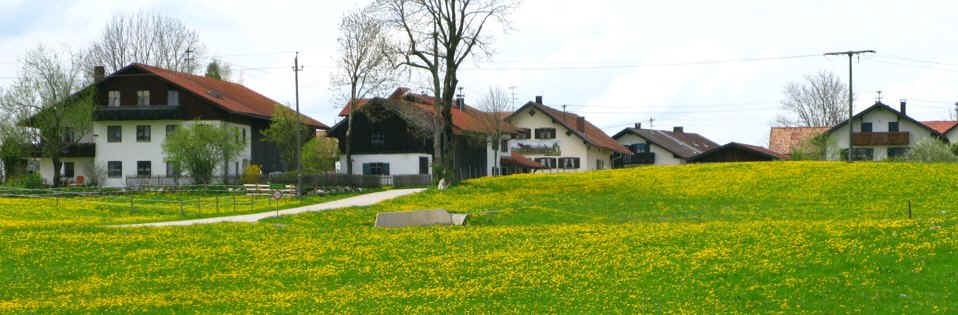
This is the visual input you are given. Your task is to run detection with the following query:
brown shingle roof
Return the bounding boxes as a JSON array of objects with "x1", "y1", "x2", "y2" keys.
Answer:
[
  {"x1": 131, "y1": 63, "x2": 327, "y2": 129},
  {"x1": 688, "y1": 142, "x2": 785, "y2": 162},
  {"x1": 768, "y1": 127, "x2": 828, "y2": 155},
  {"x1": 336, "y1": 87, "x2": 517, "y2": 134},
  {"x1": 613, "y1": 127, "x2": 718, "y2": 159},
  {"x1": 508, "y1": 102, "x2": 631, "y2": 154}
]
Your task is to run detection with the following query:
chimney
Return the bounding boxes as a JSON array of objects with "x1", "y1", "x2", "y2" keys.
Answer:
[
  {"x1": 673, "y1": 126, "x2": 684, "y2": 134},
  {"x1": 455, "y1": 97, "x2": 464, "y2": 110},
  {"x1": 576, "y1": 116, "x2": 585, "y2": 132},
  {"x1": 899, "y1": 99, "x2": 907, "y2": 116},
  {"x1": 535, "y1": 95, "x2": 543, "y2": 104},
  {"x1": 634, "y1": 122, "x2": 642, "y2": 129},
  {"x1": 94, "y1": 66, "x2": 105, "y2": 83}
]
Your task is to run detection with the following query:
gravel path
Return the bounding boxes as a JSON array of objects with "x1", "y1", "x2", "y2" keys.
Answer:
[{"x1": 116, "y1": 188, "x2": 426, "y2": 227}]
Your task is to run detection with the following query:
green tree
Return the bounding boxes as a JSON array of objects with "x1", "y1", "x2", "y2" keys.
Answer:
[
  {"x1": 893, "y1": 138, "x2": 958, "y2": 163},
  {"x1": 302, "y1": 136, "x2": 340, "y2": 173},
  {"x1": 0, "y1": 123, "x2": 30, "y2": 183},
  {"x1": 261, "y1": 104, "x2": 312, "y2": 170},
  {"x1": 205, "y1": 58, "x2": 232, "y2": 81},
  {"x1": 162, "y1": 123, "x2": 245, "y2": 184},
  {"x1": 1, "y1": 46, "x2": 94, "y2": 187}
]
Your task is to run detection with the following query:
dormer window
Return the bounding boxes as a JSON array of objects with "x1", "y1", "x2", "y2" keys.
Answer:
[
  {"x1": 167, "y1": 90, "x2": 179, "y2": 106},
  {"x1": 108, "y1": 91, "x2": 120, "y2": 107},
  {"x1": 137, "y1": 90, "x2": 150, "y2": 106}
]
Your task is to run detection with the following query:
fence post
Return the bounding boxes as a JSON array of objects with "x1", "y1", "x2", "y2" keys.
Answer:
[
  {"x1": 179, "y1": 199, "x2": 184, "y2": 216},
  {"x1": 216, "y1": 194, "x2": 220, "y2": 213},
  {"x1": 129, "y1": 195, "x2": 134, "y2": 214},
  {"x1": 232, "y1": 193, "x2": 236, "y2": 212}
]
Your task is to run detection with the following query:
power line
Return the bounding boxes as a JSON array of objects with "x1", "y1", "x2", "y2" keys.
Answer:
[{"x1": 458, "y1": 53, "x2": 822, "y2": 71}]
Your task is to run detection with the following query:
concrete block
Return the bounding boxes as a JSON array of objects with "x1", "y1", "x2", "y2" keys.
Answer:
[{"x1": 374, "y1": 208, "x2": 468, "y2": 228}]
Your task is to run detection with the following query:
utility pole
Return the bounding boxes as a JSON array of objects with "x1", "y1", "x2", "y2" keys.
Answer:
[
  {"x1": 293, "y1": 52, "x2": 303, "y2": 198},
  {"x1": 184, "y1": 49, "x2": 195, "y2": 73},
  {"x1": 824, "y1": 49, "x2": 875, "y2": 162}
]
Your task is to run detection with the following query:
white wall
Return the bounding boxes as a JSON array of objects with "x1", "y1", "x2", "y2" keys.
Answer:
[
  {"x1": 825, "y1": 108, "x2": 937, "y2": 161},
  {"x1": 615, "y1": 133, "x2": 686, "y2": 166},
  {"x1": 486, "y1": 135, "x2": 512, "y2": 175},
  {"x1": 507, "y1": 106, "x2": 612, "y2": 172},
  {"x1": 93, "y1": 120, "x2": 252, "y2": 187},
  {"x1": 31, "y1": 157, "x2": 95, "y2": 185},
  {"x1": 339, "y1": 153, "x2": 431, "y2": 176}
]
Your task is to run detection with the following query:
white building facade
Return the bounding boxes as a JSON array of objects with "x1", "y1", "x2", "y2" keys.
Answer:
[{"x1": 824, "y1": 102, "x2": 944, "y2": 161}]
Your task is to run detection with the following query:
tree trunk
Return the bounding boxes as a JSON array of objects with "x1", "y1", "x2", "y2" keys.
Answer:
[
  {"x1": 345, "y1": 101, "x2": 354, "y2": 175},
  {"x1": 51, "y1": 158, "x2": 62, "y2": 188}
]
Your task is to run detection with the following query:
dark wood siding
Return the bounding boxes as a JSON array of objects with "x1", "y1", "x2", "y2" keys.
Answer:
[{"x1": 95, "y1": 67, "x2": 230, "y2": 121}]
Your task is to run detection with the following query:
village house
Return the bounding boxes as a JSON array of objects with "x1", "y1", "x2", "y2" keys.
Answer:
[
  {"x1": 822, "y1": 100, "x2": 952, "y2": 161},
  {"x1": 504, "y1": 97, "x2": 630, "y2": 172},
  {"x1": 29, "y1": 63, "x2": 327, "y2": 187},
  {"x1": 612, "y1": 123, "x2": 717, "y2": 166}
]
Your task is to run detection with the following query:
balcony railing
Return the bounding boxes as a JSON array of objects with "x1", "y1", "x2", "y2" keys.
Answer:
[
  {"x1": 852, "y1": 132, "x2": 909, "y2": 146},
  {"x1": 622, "y1": 152, "x2": 656, "y2": 165}
]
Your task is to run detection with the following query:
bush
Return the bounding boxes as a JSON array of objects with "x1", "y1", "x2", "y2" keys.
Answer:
[
  {"x1": 241, "y1": 164, "x2": 262, "y2": 184},
  {"x1": 892, "y1": 138, "x2": 958, "y2": 162},
  {"x1": 8, "y1": 173, "x2": 46, "y2": 188}
]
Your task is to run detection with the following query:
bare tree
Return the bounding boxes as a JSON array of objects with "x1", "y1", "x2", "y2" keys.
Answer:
[
  {"x1": 776, "y1": 71, "x2": 850, "y2": 127},
  {"x1": 477, "y1": 87, "x2": 513, "y2": 175},
  {"x1": 85, "y1": 11, "x2": 205, "y2": 74},
  {"x1": 331, "y1": 5, "x2": 396, "y2": 175},
  {"x1": 376, "y1": 0, "x2": 518, "y2": 183},
  {"x1": 1, "y1": 46, "x2": 94, "y2": 187}
]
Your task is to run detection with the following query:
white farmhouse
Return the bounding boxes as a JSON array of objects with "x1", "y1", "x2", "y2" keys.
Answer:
[
  {"x1": 612, "y1": 123, "x2": 718, "y2": 166},
  {"x1": 822, "y1": 101, "x2": 948, "y2": 161}
]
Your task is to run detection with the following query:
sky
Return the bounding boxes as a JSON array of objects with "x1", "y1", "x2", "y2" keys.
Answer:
[{"x1": 3, "y1": 0, "x2": 958, "y2": 146}]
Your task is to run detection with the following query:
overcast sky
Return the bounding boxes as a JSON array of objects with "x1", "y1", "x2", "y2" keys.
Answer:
[{"x1": 3, "y1": 0, "x2": 958, "y2": 146}]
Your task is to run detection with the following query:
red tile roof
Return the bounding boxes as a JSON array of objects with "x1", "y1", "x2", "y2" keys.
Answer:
[
  {"x1": 921, "y1": 121, "x2": 957, "y2": 134},
  {"x1": 768, "y1": 127, "x2": 828, "y2": 155},
  {"x1": 501, "y1": 151, "x2": 545, "y2": 169},
  {"x1": 336, "y1": 87, "x2": 518, "y2": 134},
  {"x1": 131, "y1": 63, "x2": 327, "y2": 129}
]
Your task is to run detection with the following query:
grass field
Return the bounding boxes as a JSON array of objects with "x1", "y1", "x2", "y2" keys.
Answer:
[{"x1": 1, "y1": 162, "x2": 956, "y2": 313}]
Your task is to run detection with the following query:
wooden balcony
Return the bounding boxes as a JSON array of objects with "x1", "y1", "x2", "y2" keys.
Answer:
[
  {"x1": 622, "y1": 152, "x2": 656, "y2": 165},
  {"x1": 852, "y1": 132, "x2": 909, "y2": 146}
]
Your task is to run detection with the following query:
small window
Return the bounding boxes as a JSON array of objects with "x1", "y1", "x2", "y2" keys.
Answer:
[
  {"x1": 630, "y1": 143, "x2": 650, "y2": 153},
  {"x1": 107, "y1": 125, "x2": 122, "y2": 143},
  {"x1": 165, "y1": 124, "x2": 177, "y2": 136},
  {"x1": 235, "y1": 162, "x2": 240, "y2": 175},
  {"x1": 166, "y1": 161, "x2": 180, "y2": 177},
  {"x1": 63, "y1": 127, "x2": 76, "y2": 143},
  {"x1": 515, "y1": 129, "x2": 531, "y2": 139},
  {"x1": 534, "y1": 157, "x2": 557, "y2": 169},
  {"x1": 534, "y1": 128, "x2": 556, "y2": 139},
  {"x1": 107, "y1": 161, "x2": 122, "y2": 178},
  {"x1": 63, "y1": 162, "x2": 75, "y2": 178},
  {"x1": 558, "y1": 157, "x2": 580, "y2": 169},
  {"x1": 861, "y1": 122, "x2": 873, "y2": 133},
  {"x1": 362, "y1": 162, "x2": 390, "y2": 175},
  {"x1": 841, "y1": 148, "x2": 875, "y2": 161},
  {"x1": 137, "y1": 90, "x2": 150, "y2": 106},
  {"x1": 370, "y1": 129, "x2": 385, "y2": 146},
  {"x1": 136, "y1": 125, "x2": 151, "y2": 142},
  {"x1": 500, "y1": 139, "x2": 508, "y2": 152},
  {"x1": 888, "y1": 121, "x2": 899, "y2": 132},
  {"x1": 596, "y1": 159, "x2": 605, "y2": 170},
  {"x1": 137, "y1": 161, "x2": 151, "y2": 177},
  {"x1": 888, "y1": 147, "x2": 908, "y2": 158},
  {"x1": 419, "y1": 157, "x2": 429, "y2": 175},
  {"x1": 242, "y1": 159, "x2": 249, "y2": 169},
  {"x1": 167, "y1": 90, "x2": 179, "y2": 106},
  {"x1": 108, "y1": 91, "x2": 121, "y2": 107},
  {"x1": 242, "y1": 128, "x2": 246, "y2": 142}
]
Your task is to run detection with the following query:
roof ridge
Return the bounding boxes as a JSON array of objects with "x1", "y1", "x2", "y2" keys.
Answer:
[{"x1": 653, "y1": 130, "x2": 703, "y2": 154}]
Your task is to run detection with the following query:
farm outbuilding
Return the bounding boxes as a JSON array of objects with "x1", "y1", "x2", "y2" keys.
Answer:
[{"x1": 688, "y1": 142, "x2": 785, "y2": 163}]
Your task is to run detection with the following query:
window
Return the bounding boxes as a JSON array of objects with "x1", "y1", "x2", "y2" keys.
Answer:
[
  {"x1": 840, "y1": 148, "x2": 875, "y2": 161},
  {"x1": 136, "y1": 125, "x2": 151, "y2": 142},
  {"x1": 888, "y1": 121, "x2": 899, "y2": 132},
  {"x1": 167, "y1": 90, "x2": 179, "y2": 106},
  {"x1": 107, "y1": 161, "x2": 122, "y2": 178},
  {"x1": 166, "y1": 124, "x2": 177, "y2": 136},
  {"x1": 888, "y1": 147, "x2": 908, "y2": 158},
  {"x1": 370, "y1": 129, "x2": 385, "y2": 146},
  {"x1": 63, "y1": 127, "x2": 76, "y2": 143},
  {"x1": 235, "y1": 162, "x2": 240, "y2": 175},
  {"x1": 242, "y1": 159, "x2": 249, "y2": 170},
  {"x1": 108, "y1": 91, "x2": 120, "y2": 107},
  {"x1": 861, "y1": 122, "x2": 873, "y2": 132},
  {"x1": 534, "y1": 128, "x2": 556, "y2": 139},
  {"x1": 515, "y1": 128, "x2": 531, "y2": 139},
  {"x1": 362, "y1": 162, "x2": 390, "y2": 175},
  {"x1": 137, "y1": 90, "x2": 150, "y2": 106},
  {"x1": 558, "y1": 157, "x2": 580, "y2": 169},
  {"x1": 630, "y1": 143, "x2": 650, "y2": 153},
  {"x1": 63, "y1": 162, "x2": 75, "y2": 178},
  {"x1": 166, "y1": 161, "x2": 180, "y2": 177},
  {"x1": 242, "y1": 128, "x2": 246, "y2": 143},
  {"x1": 136, "y1": 161, "x2": 151, "y2": 177},
  {"x1": 596, "y1": 159, "x2": 605, "y2": 170},
  {"x1": 107, "y1": 125, "x2": 122, "y2": 142},
  {"x1": 234, "y1": 127, "x2": 240, "y2": 142},
  {"x1": 534, "y1": 157, "x2": 556, "y2": 169},
  {"x1": 500, "y1": 139, "x2": 508, "y2": 153},
  {"x1": 419, "y1": 157, "x2": 429, "y2": 175}
]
